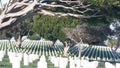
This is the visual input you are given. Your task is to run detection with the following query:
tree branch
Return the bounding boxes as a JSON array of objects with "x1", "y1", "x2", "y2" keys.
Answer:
[
  {"x1": 0, "y1": 0, "x2": 102, "y2": 29},
  {"x1": 42, "y1": 3, "x2": 93, "y2": 14},
  {"x1": 0, "y1": 18, "x2": 16, "y2": 29},
  {"x1": 39, "y1": 9, "x2": 102, "y2": 18},
  {"x1": 0, "y1": 0, "x2": 39, "y2": 29}
]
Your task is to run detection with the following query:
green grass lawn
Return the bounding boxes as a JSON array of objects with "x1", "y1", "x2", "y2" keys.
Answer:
[{"x1": 0, "y1": 55, "x2": 12, "y2": 68}]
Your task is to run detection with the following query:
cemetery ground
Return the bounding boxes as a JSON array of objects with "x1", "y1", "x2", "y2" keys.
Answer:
[
  {"x1": 0, "y1": 54, "x2": 66, "y2": 68},
  {"x1": 0, "y1": 56, "x2": 107, "y2": 68},
  {"x1": 0, "y1": 53, "x2": 104, "y2": 68},
  {"x1": 0, "y1": 40, "x2": 69, "y2": 68},
  {"x1": 0, "y1": 40, "x2": 119, "y2": 68}
]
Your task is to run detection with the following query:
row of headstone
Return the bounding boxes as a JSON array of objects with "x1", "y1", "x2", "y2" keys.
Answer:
[
  {"x1": 8, "y1": 52, "x2": 22, "y2": 68},
  {"x1": 50, "y1": 56, "x2": 59, "y2": 67},
  {"x1": 23, "y1": 53, "x2": 39, "y2": 66},
  {"x1": 53, "y1": 56, "x2": 95, "y2": 68},
  {"x1": 8, "y1": 52, "x2": 39, "y2": 68},
  {"x1": 59, "y1": 57, "x2": 68, "y2": 68},
  {"x1": 49, "y1": 56, "x2": 99, "y2": 68},
  {"x1": 29, "y1": 54, "x2": 39, "y2": 63},
  {"x1": 37, "y1": 55, "x2": 47, "y2": 68},
  {"x1": 6, "y1": 52, "x2": 120, "y2": 68},
  {"x1": 69, "y1": 57, "x2": 98, "y2": 68},
  {"x1": 105, "y1": 62, "x2": 120, "y2": 68},
  {"x1": 105, "y1": 62, "x2": 115, "y2": 68},
  {"x1": 49, "y1": 56, "x2": 68, "y2": 68},
  {"x1": 0, "y1": 50, "x2": 5, "y2": 61},
  {"x1": 116, "y1": 63, "x2": 120, "y2": 68}
]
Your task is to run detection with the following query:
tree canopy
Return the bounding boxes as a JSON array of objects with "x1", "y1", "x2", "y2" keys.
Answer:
[
  {"x1": 33, "y1": 14, "x2": 82, "y2": 41},
  {"x1": 0, "y1": 0, "x2": 120, "y2": 48}
]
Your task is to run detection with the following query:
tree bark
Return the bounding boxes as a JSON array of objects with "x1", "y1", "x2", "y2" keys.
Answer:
[
  {"x1": 63, "y1": 39, "x2": 71, "y2": 56},
  {"x1": 63, "y1": 46, "x2": 70, "y2": 56},
  {"x1": 16, "y1": 34, "x2": 22, "y2": 49},
  {"x1": 8, "y1": 39, "x2": 12, "y2": 50},
  {"x1": 0, "y1": 0, "x2": 102, "y2": 29}
]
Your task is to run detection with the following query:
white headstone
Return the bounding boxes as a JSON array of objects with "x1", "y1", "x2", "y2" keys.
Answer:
[
  {"x1": 17, "y1": 53, "x2": 23, "y2": 61},
  {"x1": 74, "y1": 59, "x2": 81, "y2": 68},
  {"x1": 23, "y1": 53, "x2": 29, "y2": 66},
  {"x1": 37, "y1": 55, "x2": 47, "y2": 68},
  {"x1": 70, "y1": 57, "x2": 75, "y2": 68},
  {"x1": 37, "y1": 61, "x2": 47, "y2": 68},
  {"x1": 8, "y1": 52, "x2": 16, "y2": 63},
  {"x1": 89, "y1": 61, "x2": 98, "y2": 68},
  {"x1": 29, "y1": 54, "x2": 38, "y2": 63},
  {"x1": 80, "y1": 59, "x2": 90, "y2": 68},
  {"x1": 0, "y1": 50, "x2": 5, "y2": 61},
  {"x1": 105, "y1": 62, "x2": 115, "y2": 68},
  {"x1": 50, "y1": 56, "x2": 59, "y2": 67},
  {"x1": 59, "y1": 57, "x2": 68, "y2": 68},
  {"x1": 116, "y1": 63, "x2": 120, "y2": 68},
  {"x1": 54, "y1": 57, "x2": 59, "y2": 67},
  {"x1": 12, "y1": 56, "x2": 20, "y2": 68}
]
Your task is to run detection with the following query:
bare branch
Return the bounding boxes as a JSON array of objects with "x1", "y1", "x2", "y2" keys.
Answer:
[
  {"x1": 0, "y1": 0, "x2": 4, "y2": 10},
  {"x1": 6, "y1": 2, "x2": 38, "y2": 17},
  {"x1": 39, "y1": 9, "x2": 102, "y2": 18},
  {"x1": 6, "y1": 2, "x2": 30, "y2": 13},
  {"x1": 0, "y1": 18, "x2": 16, "y2": 29},
  {"x1": 0, "y1": 0, "x2": 102, "y2": 29},
  {"x1": 42, "y1": 3, "x2": 93, "y2": 14},
  {"x1": 0, "y1": 0, "x2": 39, "y2": 29}
]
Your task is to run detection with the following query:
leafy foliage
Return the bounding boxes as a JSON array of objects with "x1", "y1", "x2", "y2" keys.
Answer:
[
  {"x1": 107, "y1": 39, "x2": 118, "y2": 47},
  {"x1": 33, "y1": 14, "x2": 82, "y2": 41},
  {"x1": 62, "y1": 25, "x2": 108, "y2": 45},
  {"x1": 88, "y1": 0, "x2": 120, "y2": 7}
]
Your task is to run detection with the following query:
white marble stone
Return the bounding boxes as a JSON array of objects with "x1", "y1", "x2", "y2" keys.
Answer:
[
  {"x1": 89, "y1": 61, "x2": 98, "y2": 68},
  {"x1": 23, "y1": 53, "x2": 29, "y2": 66},
  {"x1": 29, "y1": 54, "x2": 34, "y2": 63},
  {"x1": 70, "y1": 57, "x2": 75, "y2": 68},
  {"x1": 59, "y1": 57, "x2": 68, "y2": 68},
  {"x1": 80, "y1": 59, "x2": 90, "y2": 68},
  {"x1": 116, "y1": 63, "x2": 120, "y2": 68},
  {"x1": 37, "y1": 55, "x2": 47, "y2": 68},
  {"x1": 0, "y1": 50, "x2": 5, "y2": 61},
  {"x1": 54, "y1": 57, "x2": 59, "y2": 67},
  {"x1": 12, "y1": 56, "x2": 20, "y2": 68},
  {"x1": 29, "y1": 54, "x2": 39, "y2": 63},
  {"x1": 105, "y1": 62, "x2": 115, "y2": 68},
  {"x1": 50, "y1": 56, "x2": 59, "y2": 67},
  {"x1": 8, "y1": 52, "x2": 16, "y2": 63},
  {"x1": 33, "y1": 54, "x2": 39, "y2": 61},
  {"x1": 16, "y1": 53, "x2": 23, "y2": 61},
  {"x1": 50, "y1": 56, "x2": 56, "y2": 63},
  {"x1": 74, "y1": 59, "x2": 81, "y2": 68}
]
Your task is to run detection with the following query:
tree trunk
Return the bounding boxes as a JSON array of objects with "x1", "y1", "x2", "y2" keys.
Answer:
[
  {"x1": 63, "y1": 46, "x2": 70, "y2": 56},
  {"x1": 78, "y1": 43, "x2": 82, "y2": 59},
  {"x1": 114, "y1": 37, "x2": 120, "y2": 51},
  {"x1": 16, "y1": 35, "x2": 22, "y2": 49},
  {"x1": 8, "y1": 39, "x2": 12, "y2": 50}
]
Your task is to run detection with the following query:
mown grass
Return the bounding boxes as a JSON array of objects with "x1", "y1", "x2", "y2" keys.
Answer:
[{"x1": 0, "y1": 55, "x2": 12, "y2": 68}]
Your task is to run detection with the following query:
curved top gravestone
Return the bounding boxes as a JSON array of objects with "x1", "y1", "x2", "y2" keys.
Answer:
[{"x1": 0, "y1": 40, "x2": 120, "y2": 62}]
